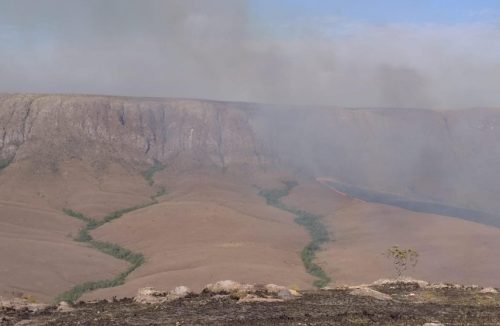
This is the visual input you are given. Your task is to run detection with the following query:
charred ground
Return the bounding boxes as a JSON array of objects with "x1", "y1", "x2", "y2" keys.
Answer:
[{"x1": 2, "y1": 282, "x2": 500, "y2": 325}]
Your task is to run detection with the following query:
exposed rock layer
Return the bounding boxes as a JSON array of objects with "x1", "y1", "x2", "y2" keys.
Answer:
[
  {"x1": 2, "y1": 94, "x2": 500, "y2": 216},
  {"x1": 0, "y1": 94, "x2": 264, "y2": 173}
]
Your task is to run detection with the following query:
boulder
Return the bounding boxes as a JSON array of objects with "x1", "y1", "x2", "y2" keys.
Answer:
[
  {"x1": 264, "y1": 284, "x2": 287, "y2": 294},
  {"x1": 264, "y1": 284, "x2": 301, "y2": 298},
  {"x1": 56, "y1": 301, "x2": 74, "y2": 313},
  {"x1": 479, "y1": 287, "x2": 498, "y2": 294},
  {"x1": 204, "y1": 280, "x2": 255, "y2": 294},
  {"x1": 169, "y1": 286, "x2": 192, "y2": 299},
  {"x1": 134, "y1": 287, "x2": 168, "y2": 304},
  {"x1": 371, "y1": 278, "x2": 429, "y2": 288},
  {"x1": 349, "y1": 287, "x2": 392, "y2": 301},
  {"x1": 277, "y1": 289, "x2": 294, "y2": 300},
  {"x1": 427, "y1": 283, "x2": 461, "y2": 289},
  {"x1": 135, "y1": 286, "x2": 192, "y2": 304}
]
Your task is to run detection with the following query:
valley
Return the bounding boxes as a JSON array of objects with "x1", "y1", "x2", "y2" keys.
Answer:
[{"x1": 1, "y1": 94, "x2": 500, "y2": 304}]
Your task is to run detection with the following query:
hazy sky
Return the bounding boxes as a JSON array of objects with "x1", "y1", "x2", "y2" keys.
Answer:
[
  {"x1": 253, "y1": 0, "x2": 500, "y2": 25},
  {"x1": 1, "y1": 0, "x2": 500, "y2": 108}
]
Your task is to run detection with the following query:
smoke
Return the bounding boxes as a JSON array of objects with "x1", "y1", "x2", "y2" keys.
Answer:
[{"x1": 1, "y1": 0, "x2": 500, "y2": 108}]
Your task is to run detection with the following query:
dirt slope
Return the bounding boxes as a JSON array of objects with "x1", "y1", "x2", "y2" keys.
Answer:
[
  {"x1": 284, "y1": 180, "x2": 500, "y2": 288},
  {"x1": 0, "y1": 160, "x2": 152, "y2": 301},
  {"x1": 83, "y1": 171, "x2": 312, "y2": 300},
  {"x1": 320, "y1": 200, "x2": 500, "y2": 287}
]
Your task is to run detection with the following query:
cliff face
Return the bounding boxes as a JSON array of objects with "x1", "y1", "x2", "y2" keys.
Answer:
[
  {"x1": 1, "y1": 93, "x2": 500, "y2": 217},
  {"x1": 0, "y1": 94, "x2": 265, "y2": 172},
  {"x1": 265, "y1": 106, "x2": 500, "y2": 215}
]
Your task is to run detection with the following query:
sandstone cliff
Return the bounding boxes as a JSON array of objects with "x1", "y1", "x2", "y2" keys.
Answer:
[{"x1": 0, "y1": 94, "x2": 265, "y2": 173}]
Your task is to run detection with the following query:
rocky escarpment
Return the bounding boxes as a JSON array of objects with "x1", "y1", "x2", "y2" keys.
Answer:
[
  {"x1": 263, "y1": 106, "x2": 500, "y2": 218},
  {"x1": 0, "y1": 94, "x2": 266, "y2": 173},
  {"x1": 2, "y1": 93, "x2": 500, "y2": 221}
]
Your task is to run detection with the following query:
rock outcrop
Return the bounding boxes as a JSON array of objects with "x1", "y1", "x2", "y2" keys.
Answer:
[
  {"x1": 3, "y1": 281, "x2": 499, "y2": 325},
  {"x1": 56, "y1": 301, "x2": 74, "y2": 313},
  {"x1": 134, "y1": 286, "x2": 192, "y2": 305},
  {"x1": 0, "y1": 297, "x2": 48, "y2": 312},
  {"x1": 133, "y1": 281, "x2": 301, "y2": 305},
  {"x1": 204, "y1": 280, "x2": 255, "y2": 294},
  {"x1": 349, "y1": 287, "x2": 392, "y2": 301}
]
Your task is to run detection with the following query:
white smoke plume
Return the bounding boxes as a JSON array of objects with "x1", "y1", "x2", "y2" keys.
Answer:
[{"x1": 1, "y1": 0, "x2": 499, "y2": 108}]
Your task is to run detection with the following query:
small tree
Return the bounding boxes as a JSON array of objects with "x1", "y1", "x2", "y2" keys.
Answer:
[{"x1": 383, "y1": 245, "x2": 419, "y2": 278}]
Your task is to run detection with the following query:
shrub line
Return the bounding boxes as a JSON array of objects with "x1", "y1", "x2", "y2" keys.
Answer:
[
  {"x1": 258, "y1": 181, "x2": 332, "y2": 288},
  {"x1": 56, "y1": 163, "x2": 166, "y2": 303},
  {"x1": 142, "y1": 160, "x2": 166, "y2": 186},
  {"x1": 0, "y1": 156, "x2": 13, "y2": 171}
]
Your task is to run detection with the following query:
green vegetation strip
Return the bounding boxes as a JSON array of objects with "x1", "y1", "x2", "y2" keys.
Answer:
[
  {"x1": 142, "y1": 161, "x2": 166, "y2": 186},
  {"x1": 259, "y1": 181, "x2": 332, "y2": 288},
  {"x1": 56, "y1": 163, "x2": 166, "y2": 303},
  {"x1": 0, "y1": 157, "x2": 13, "y2": 171}
]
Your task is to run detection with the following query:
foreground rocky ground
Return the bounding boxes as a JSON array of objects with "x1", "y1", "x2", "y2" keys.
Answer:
[{"x1": 1, "y1": 280, "x2": 500, "y2": 325}]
